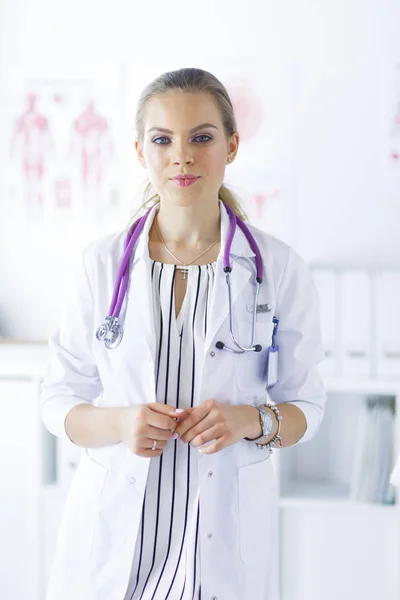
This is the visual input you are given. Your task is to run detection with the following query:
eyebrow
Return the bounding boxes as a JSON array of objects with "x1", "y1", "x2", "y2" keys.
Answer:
[{"x1": 147, "y1": 123, "x2": 218, "y2": 135}]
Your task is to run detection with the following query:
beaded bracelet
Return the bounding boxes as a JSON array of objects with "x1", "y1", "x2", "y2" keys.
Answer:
[{"x1": 255, "y1": 403, "x2": 283, "y2": 454}]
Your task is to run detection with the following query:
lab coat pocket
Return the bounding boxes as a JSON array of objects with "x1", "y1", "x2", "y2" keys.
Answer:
[
  {"x1": 237, "y1": 458, "x2": 277, "y2": 564},
  {"x1": 56, "y1": 449, "x2": 109, "y2": 562},
  {"x1": 235, "y1": 320, "x2": 273, "y2": 392}
]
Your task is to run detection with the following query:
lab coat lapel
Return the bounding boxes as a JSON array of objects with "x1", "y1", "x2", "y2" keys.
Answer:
[
  {"x1": 204, "y1": 201, "x2": 255, "y2": 355},
  {"x1": 127, "y1": 257, "x2": 156, "y2": 362},
  {"x1": 204, "y1": 256, "x2": 251, "y2": 354},
  {"x1": 121, "y1": 206, "x2": 159, "y2": 370}
]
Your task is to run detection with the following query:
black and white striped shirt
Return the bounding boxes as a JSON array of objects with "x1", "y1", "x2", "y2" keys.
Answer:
[{"x1": 124, "y1": 260, "x2": 216, "y2": 600}]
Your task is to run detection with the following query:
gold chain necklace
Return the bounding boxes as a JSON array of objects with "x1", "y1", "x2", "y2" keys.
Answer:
[{"x1": 155, "y1": 219, "x2": 219, "y2": 280}]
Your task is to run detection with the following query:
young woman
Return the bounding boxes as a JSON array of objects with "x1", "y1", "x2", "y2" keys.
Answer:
[{"x1": 41, "y1": 67, "x2": 327, "y2": 600}]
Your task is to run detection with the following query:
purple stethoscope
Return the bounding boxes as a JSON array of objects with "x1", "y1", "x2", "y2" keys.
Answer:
[{"x1": 96, "y1": 202, "x2": 279, "y2": 354}]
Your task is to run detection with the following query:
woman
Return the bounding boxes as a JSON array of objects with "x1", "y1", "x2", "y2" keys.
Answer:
[{"x1": 40, "y1": 67, "x2": 327, "y2": 600}]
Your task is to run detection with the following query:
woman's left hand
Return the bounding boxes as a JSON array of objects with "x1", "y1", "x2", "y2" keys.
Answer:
[{"x1": 174, "y1": 399, "x2": 261, "y2": 455}]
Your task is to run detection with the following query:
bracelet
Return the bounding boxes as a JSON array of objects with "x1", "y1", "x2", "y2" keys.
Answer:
[{"x1": 256, "y1": 403, "x2": 283, "y2": 454}]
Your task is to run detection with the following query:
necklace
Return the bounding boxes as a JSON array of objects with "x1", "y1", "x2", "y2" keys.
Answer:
[{"x1": 155, "y1": 218, "x2": 219, "y2": 280}]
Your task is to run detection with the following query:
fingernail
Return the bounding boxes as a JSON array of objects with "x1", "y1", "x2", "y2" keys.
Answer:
[
  {"x1": 175, "y1": 409, "x2": 185, "y2": 413},
  {"x1": 172, "y1": 432, "x2": 179, "y2": 440}
]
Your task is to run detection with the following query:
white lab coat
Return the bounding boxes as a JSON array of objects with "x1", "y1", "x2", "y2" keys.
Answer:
[{"x1": 40, "y1": 201, "x2": 327, "y2": 600}]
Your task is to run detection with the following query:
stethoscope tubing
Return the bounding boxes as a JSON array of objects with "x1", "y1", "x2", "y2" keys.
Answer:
[{"x1": 97, "y1": 202, "x2": 264, "y2": 352}]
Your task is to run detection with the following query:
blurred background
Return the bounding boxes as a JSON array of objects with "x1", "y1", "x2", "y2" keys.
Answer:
[{"x1": 0, "y1": 0, "x2": 400, "y2": 598}]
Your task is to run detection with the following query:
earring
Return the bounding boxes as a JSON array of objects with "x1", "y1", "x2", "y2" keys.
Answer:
[{"x1": 227, "y1": 158, "x2": 232, "y2": 163}]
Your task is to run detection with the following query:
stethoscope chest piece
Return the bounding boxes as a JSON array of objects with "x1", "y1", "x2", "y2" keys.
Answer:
[{"x1": 96, "y1": 316, "x2": 124, "y2": 349}]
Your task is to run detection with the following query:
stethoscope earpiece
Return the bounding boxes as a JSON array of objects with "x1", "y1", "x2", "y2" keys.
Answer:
[{"x1": 215, "y1": 341, "x2": 263, "y2": 353}]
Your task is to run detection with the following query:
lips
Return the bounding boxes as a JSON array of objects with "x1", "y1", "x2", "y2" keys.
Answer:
[{"x1": 170, "y1": 175, "x2": 200, "y2": 187}]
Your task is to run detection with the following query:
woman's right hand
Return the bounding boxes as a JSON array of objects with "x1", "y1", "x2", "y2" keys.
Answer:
[{"x1": 118, "y1": 403, "x2": 187, "y2": 457}]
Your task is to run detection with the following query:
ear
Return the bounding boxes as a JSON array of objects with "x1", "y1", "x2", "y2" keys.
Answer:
[
  {"x1": 227, "y1": 131, "x2": 240, "y2": 163},
  {"x1": 134, "y1": 139, "x2": 146, "y2": 168}
]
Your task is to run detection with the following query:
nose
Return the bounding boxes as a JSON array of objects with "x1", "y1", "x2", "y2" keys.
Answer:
[
  {"x1": 173, "y1": 156, "x2": 194, "y2": 166},
  {"x1": 172, "y1": 142, "x2": 194, "y2": 166}
]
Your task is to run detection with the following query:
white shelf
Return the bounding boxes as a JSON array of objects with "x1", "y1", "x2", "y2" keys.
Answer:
[{"x1": 279, "y1": 498, "x2": 398, "y2": 511}]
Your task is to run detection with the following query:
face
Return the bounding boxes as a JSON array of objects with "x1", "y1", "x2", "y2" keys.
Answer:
[{"x1": 135, "y1": 91, "x2": 239, "y2": 209}]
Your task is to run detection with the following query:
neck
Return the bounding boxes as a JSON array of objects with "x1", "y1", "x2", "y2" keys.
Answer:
[{"x1": 150, "y1": 200, "x2": 221, "y2": 247}]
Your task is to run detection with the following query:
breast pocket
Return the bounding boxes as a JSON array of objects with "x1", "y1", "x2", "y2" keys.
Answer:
[
  {"x1": 56, "y1": 450, "x2": 109, "y2": 562},
  {"x1": 235, "y1": 319, "x2": 273, "y2": 392}
]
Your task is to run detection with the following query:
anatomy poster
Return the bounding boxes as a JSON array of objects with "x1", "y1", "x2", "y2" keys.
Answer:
[
  {"x1": 379, "y1": 60, "x2": 400, "y2": 221},
  {"x1": 123, "y1": 56, "x2": 297, "y2": 244},
  {"x1": 0, "y1": 67, "x2": 123, "y2": 224},
  {"x1": 388, "y1": 62, "x2": 400, "y2": 167}
]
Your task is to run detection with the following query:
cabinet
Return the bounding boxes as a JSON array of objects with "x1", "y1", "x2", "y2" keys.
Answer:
[
  {"x1": 274, "y1": 378, "x2": 400, "y2": 600},
  {"x1": 0, "y1": 375, "x2": 42, "y2": 599},
  {"x1": 0, "y1": 343, "x2": 49, "y2": 600}
]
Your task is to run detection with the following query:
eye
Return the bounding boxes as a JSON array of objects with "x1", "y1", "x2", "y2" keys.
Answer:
[
  {"x1": 193, "y1": 134, "x2": 212, "y2": 143},
  {"x1": 152, "y1": 134, "x2": 212, "y2": 145},
  {"x1": 152, "y1": 136, "x2": 170, "y2": 145}
]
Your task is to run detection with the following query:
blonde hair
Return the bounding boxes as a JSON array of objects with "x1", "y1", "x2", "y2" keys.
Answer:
[{"x1": 129, "y1": 67, "x2": 247, "y2": 225}]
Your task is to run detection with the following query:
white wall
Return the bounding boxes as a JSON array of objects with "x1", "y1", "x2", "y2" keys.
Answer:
[{"x1": 0, "y1": 0, "x2": 399, "y2": 340}]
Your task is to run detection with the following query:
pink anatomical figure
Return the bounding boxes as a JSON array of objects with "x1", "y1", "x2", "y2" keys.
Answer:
[
  {"x1": 251, "y1": 190, "x2": 280, "y2": 219},
  {"x1": 390, "y1": 97, "x2": 400, "y2": 163},
  {"x1": 390, "y1": 63, "x2": 400, "y2": 164},
  {"x1": 9, "y1": 92, "x2": 53, "y2": 218},
  {"x1": 70, "y1": 100, "x2": 114, "y2": 210}
]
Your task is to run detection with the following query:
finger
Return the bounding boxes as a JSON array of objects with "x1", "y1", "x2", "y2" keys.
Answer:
[
  {"x1": 188, "y1": 423, "x2": 222, "y2": 447},
  {"x1": 139, "y1": 443, "x2": 166, "y2": 458},
  {"x1": 143, "y1": 438, "x2": 168, "y2": 451},
  {"x1": 140, "y1": 448, "x2": 167, "y2": 458},
  {"x1": 179, "y1": 413, "x2": 214, "y2": 443},
  {"x1": 175, "y1": 403, "x2": 211, "y2": 438},
  {"x1": 147, "y1": 405, "x2": 187, "y2": 431},
  {"x1": 198, "y1": 436, "x2": 226, "y2": 455},
  {"x1": 148, "y1": 403, "x2": 187, "y2": 417},
  {"x1": 143, "y1": 424, "x2": 176, "y2": 441}
]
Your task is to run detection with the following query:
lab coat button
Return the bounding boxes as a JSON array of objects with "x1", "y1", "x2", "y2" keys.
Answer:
[
  {"x1": 212, "y1": 597, "x2": 218, "y2": 600},
  {"x1": 209, "y1": 351, "x2": 215, "y2": 357},
  {"x1": 130, "y1": 477, "x2": 136, "y2": 484},
  {"x1": 207, "y1": 532, "x2": 213, "y2": 539},
  {"x1": 208, "y1": 471, "x2": 213, "y2": 477}
]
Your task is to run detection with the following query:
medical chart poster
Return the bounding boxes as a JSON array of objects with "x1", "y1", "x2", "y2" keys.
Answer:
[
  {"x1": 384, "y1": 61, "x2": 400, "y2": 195},
  {"x1": 0, "y1": 66, "x2": 124, "y2": 227},
  {"x1": 122, "y1": 57, "x2": 297, "y2": 245}
]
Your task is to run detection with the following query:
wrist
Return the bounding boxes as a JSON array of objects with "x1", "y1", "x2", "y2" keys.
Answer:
[
  {"x1": 108, "y1": 407, "x2": 126, "y2": 443},
  {"x1": 243, "y1": 404, "x2": 279, "y2": 443},
  {"x1": 243, "y1": 405, "x2": 263, "y2": 440}
]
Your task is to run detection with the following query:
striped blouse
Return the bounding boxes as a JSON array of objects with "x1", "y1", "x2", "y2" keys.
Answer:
[{"x1": 123, "y1": 260, "x2": 217, "y2": 600}]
